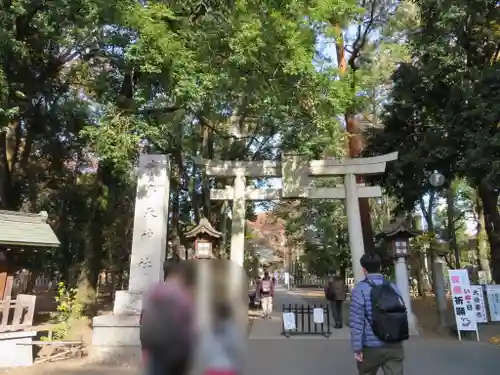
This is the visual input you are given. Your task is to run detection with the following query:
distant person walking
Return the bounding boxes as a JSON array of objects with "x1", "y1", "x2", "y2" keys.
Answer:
[
  {"x1": 324, "y1": 275, "x2": 346, "y2": 328},
  {"x1": 350, "y1": 254, "x2": 408, "y2": 375},
  {"x1": 258, "y1": 271, "x2": 275, "y2": 319}
]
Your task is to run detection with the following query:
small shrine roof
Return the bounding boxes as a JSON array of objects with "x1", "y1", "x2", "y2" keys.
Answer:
[
  {"x1": 0, "y1": 210, "x2": 60, "y2": 247},
  {"x1": 378, "y1": 215, "x2": 421, "y2": 239},
  {"x1": 185, "y1": 218, "x2": 222, "y2": 239}
]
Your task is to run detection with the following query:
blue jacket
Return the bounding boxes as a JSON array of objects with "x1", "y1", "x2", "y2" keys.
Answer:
[{"x1": 349, "y1": 273, "x2": 401, "y2": 353}]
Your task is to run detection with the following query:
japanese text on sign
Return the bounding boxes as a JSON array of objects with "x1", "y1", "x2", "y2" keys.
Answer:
[
  {"x1": 471, "y1": 285, "x2": 488, "y2": 323},
  {"x1": 486, "y1": 285, "x2": 500, "y2": 322},
  {"x1": 449, "y1": 269, "x2": 478, "y2": 332}
]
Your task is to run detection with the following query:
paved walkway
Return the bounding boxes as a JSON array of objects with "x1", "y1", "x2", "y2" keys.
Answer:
[
  {"x1": 7, "y1": 286, "x2": 499, "y2": 375},
  {"x1": 247, "y1": 286, "x2": 499, "y2": 375}
]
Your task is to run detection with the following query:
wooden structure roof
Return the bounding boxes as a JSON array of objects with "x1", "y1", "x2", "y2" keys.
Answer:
[
  {"x1": 185, "y1": 218, "x2": 222, "y2": 239},
  {"x1": 0, "y1": 210, "x2": 60, "y2": 247},
  {"x1": 377, "y1": 215, "x2": 421, "y2": 239}
]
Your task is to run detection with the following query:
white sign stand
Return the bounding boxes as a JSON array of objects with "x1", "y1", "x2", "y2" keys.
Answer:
[
  {"x1": 282, "y1": 312, "x2": 296, "y2": 331},
  {"x1": 313, "y1": 308, "x2": 324, "y2": 324},
  {"x1": 486, "y1": 285, "x2": 500, "y2": 322},
  {"x1": 449, "y1": 269, "x2": 479, "y2": 341},
  {"x1": 471, "y1": 285, "x2": 488, "y2": 323}
]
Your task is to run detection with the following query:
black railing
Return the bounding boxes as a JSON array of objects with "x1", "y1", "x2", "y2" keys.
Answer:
[{"x1": 281, "y1": 303, "x2": 332, "y2": 338}]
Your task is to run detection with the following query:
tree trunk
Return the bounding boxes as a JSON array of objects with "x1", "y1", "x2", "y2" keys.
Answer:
[
  {"x1": 335, "y1": 27, "x2": 375, "y2": 254},
  {"x1": 170, "y1": 180, "x2": 182, "y2": 259},
  {"x1": 201, "y1": 123, "x2": 212, "y2": 219},
  {"x1": 446, "y1": 185, "x2": 459, "y2": 268},
  {"x1": 0, "y1": 120, "x2": 22, "y2": 210},
  {"x1": 420, "y1": 193, "x2": 438, "y2": 292},
  {"x1": 478, "y1": 180, "x2": 500, "y2": 283},
  {"x1": 75, "y1": 164, "x2": 111, "y2": 314},
  {"x1": 474, "y1": 192, "x2": 491, "y2": 281}
]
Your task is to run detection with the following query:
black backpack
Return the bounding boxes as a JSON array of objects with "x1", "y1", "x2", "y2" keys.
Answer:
[
  {"x1": 364, "y1": 279, "x2": 409, "y2": 343},
  {"x1": 325, "y1": 282, "x2": 336, "y2": 300}
]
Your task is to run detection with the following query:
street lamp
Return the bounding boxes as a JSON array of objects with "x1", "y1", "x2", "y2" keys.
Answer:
[
  {"x1": 429, "y1": 171, "x2": 445, "y2": 187},
  {"x1": 427, "y1": 171, "x2": 449, "y2": 329}
]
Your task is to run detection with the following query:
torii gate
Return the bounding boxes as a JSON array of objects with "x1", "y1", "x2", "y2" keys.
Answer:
[{"x1": 195, "y1": 152, "x2": 398, "y2": 282}]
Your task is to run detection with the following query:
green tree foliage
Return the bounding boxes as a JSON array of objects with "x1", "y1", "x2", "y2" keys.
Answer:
[
  {"x1": 363, "y1": 0, "x2": 500, "y2": 281},
  {"x1": 0, "y1": 0, "x2": 364, "y2": 306}
]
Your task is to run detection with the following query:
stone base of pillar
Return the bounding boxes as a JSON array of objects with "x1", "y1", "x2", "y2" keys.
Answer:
[
  {"x1": 90, "y1": 314, "x2": 141, "y2": 365},
  {"x1": 408, "y1": 312, "x2": 419, "y2": 336},
  {"x1": 112, "y1": 290, "x2": 143, "y2": 315}
]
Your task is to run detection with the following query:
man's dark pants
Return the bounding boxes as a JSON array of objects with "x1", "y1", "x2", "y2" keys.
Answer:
[
  {"x1": 357, "y1": 343, "x2": 404, "y2": 375},
  {"x1": 329, "y1": 300, "x2": 343, "y2": 326}
]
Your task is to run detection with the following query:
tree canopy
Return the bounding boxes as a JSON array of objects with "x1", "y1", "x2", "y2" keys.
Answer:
[
  {"x1": 364, "y1": 0, "x2": 500, "y2": 281},
  {"x1": 2, "y1": 0, "x2": 500, "y2": 303}
]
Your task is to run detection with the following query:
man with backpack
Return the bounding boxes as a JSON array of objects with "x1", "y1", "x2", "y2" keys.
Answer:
[
  {"x1": 258, "y1": 271, "x2": 274, "y2": 319},
  {"x1": 349, "y1": 253, "x2": 408, "y2": 375},
  {"x1": 324, "y1": 275, "x2": 346, "y2": 328}
]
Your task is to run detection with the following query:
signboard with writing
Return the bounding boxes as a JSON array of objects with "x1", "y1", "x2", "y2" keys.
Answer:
[
  {"x1": 449, "y1": 269, "x2": 478, "y2": 339},
  {"x1": 486, "y1": 285, "x2": 500, "y2": 322},
  {"x1": 471, "y1": 285, "x2": 488, "y2": 323},
  {"x1": 282, "y1": 312, "x2": 296, "y2": 331},
  {"x1": 313, "y1": 308, "x2": 324, "y2": 324}
]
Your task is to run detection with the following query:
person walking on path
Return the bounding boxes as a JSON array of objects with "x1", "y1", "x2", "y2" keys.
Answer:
[
  {"x1": 350, "y1": 254, "x2": 409, "y2": 375},
  {"x1": 257, "y1": 271, "x2": 275, "y2": 319},
  {"x1": 324, "y1": 275, "x2": 346, "y2": 328}
]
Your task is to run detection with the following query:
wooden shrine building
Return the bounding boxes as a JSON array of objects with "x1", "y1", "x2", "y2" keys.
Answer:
[{"x1": 0, "y1": 210, "x2": 60, "y2": 299}]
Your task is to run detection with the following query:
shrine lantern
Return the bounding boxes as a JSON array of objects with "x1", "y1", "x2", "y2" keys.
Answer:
[
  {"x1": 378, "y1": 216, "x2": 420, "y2": 260},
  {"x1": 185, "y1": 218, "x2": 222, "y2": 260}
]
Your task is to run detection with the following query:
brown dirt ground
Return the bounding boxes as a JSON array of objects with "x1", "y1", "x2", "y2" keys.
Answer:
[{"x1": 0, "y1": 360, "x2": 138, "y2": 375}]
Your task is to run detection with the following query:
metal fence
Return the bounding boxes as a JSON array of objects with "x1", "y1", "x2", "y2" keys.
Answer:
[{"x1": 281, "y1": 303, "x2": 332, "y2": 338}]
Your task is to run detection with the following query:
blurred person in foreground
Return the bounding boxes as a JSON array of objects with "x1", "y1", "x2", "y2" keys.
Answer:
[
  {"x1": 349, "y1": 253, "x2": 408, "y2": 375},
  {"x1": 140, "y1": 260, "x2": 196, "y2": 375},
  {"x1": 324, "y1": 275, "x2": 346, "y2": 328},
  {"x1": 194, "y1": 260, "x2": 246, "y2": 375}
]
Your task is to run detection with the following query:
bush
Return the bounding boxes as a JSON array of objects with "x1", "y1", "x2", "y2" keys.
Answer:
[{"x1": 43, "y1": 282, "x2": 86, "y2": 341}]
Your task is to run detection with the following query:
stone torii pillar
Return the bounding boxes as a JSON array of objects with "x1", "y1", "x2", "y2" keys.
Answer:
[{"x1": 195, "y1": 152, "x2": 398, "y2": 282}]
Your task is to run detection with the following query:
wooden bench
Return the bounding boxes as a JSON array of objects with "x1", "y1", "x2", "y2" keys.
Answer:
[{"x1": 0, "y1": 294, "x2": 37, "y2": 367}]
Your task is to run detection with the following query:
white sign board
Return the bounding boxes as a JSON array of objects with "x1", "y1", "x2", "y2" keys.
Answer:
[
  {"x1": 313, "y1": 308, "x2": 324, "y2": 324},
  {"x1": 486, "y1": 285, "x2": 500, "y2": 322},
  {"x1": 449, "y1": 269, "x2": 478, "y2": 335},
  {"x1": 282, "y1": 312, "x2": 296, "y2": 331},
  {"x1": 471, "y1": 285, "x2": 488, "y2": 323}
]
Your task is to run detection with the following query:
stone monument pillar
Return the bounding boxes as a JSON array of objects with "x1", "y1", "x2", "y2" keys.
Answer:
[
  {"x1": 90, "y1": 154, "x2": 170, "y2": 362},
  {"x1": 433, "y1": 257, "x2": 449, "y2": 329}
]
